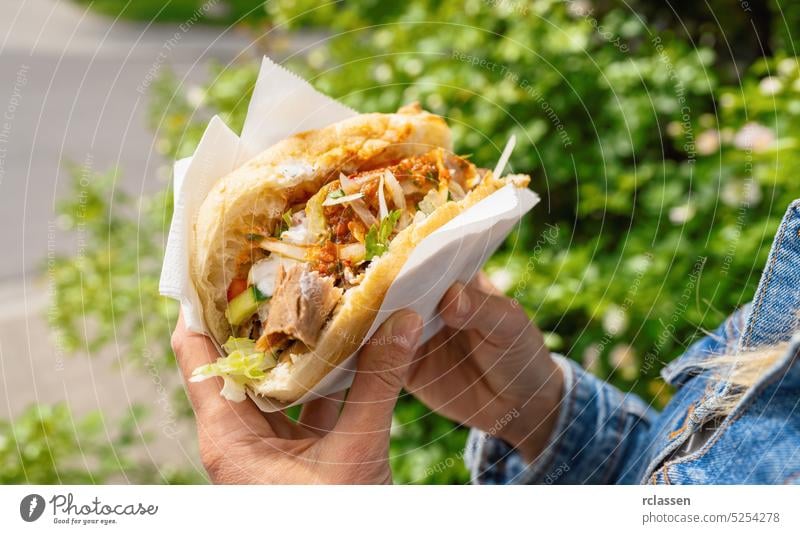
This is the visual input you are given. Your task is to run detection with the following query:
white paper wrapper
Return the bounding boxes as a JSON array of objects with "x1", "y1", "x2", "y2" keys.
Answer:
[{"x1": 159, "y1": 56, "x2": 539, "y2": 411}]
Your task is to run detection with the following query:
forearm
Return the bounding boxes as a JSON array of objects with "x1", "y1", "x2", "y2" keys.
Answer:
[{"x1": 466, "y1": 356, "x2": 657, "y2": 484}]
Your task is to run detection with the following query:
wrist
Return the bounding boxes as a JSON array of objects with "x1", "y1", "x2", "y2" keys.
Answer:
[{"x1": 497, "y1": 356, "x2": 564, "y2": 463}]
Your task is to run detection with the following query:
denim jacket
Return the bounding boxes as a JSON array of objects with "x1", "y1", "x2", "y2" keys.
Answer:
[{"x1": 465, "y1": 199, "x2": 800, "y2": 484}]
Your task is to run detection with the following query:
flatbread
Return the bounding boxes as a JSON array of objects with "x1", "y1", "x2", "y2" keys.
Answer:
[{"x1": 191, "y1": 103, "x2": 529, "y2": 402}]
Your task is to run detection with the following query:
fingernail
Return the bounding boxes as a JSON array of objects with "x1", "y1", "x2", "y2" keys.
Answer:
[
  {"x1": 456, "y1": 288, "x2": 471, "y2": 318},
  {"x1": 389, "y1": 311, "x2": 423, "y2": 351}
]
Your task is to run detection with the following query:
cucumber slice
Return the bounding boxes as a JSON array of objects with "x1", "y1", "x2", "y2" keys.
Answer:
[{"x1": 225, "y1": 286, "x2": 267, "y2": 326}]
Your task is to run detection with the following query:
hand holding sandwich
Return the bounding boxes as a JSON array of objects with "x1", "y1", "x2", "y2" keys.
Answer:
[
  {"x1": 406, "y1": 274, "x2": 564, "y2": 463},
  {"x1": 170, "y1": 102, "x2": 550, "y2": 477},
  {"x1": 172, "y1": 309, "x2": 422, "y2": 484}
]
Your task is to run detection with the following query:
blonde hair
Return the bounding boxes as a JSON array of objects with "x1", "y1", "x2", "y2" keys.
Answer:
[{"x1": 703, "y1": 343, "x2": 790, "y2": 414}]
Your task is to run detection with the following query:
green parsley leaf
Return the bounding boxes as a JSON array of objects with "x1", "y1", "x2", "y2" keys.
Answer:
[
  {"x1": 253, "y1": 284, "x2": 268, "y2": 302},
  {"x1": 365, "y1": 210, "x2": 402, "y2": 261},
  {"x1": 273, "y1": 211, "x2": 294, "y2": 237}
]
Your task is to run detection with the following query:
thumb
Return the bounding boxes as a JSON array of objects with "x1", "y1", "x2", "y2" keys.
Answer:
[
  {"x1": 336, "y1": 310, "x2": 423, "y2": 435},
  {"x1": 438, "y1": 278, "x2": 530, "y2": 341}
]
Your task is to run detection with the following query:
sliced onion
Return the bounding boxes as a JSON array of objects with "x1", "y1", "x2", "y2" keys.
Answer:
[
  {"x1": 340, "y1": 170, "x2": 381, "y2": 194},
  {"x1": 400, "y1": 180, "x2": 420, "y2": 195},
  {"x1": 384, "y1": 170, "x2": 406, "y2": 211},
  {"x1": 339, "y1": 172, "x2": 359, "y2": 194},
  {"x1": 377, "y1": 172, "x2": 389, "y2": 220},
  {"x1": 447, "y1": 180, "x2": 466, "y2": 201},
  {"x1": 337, "y1": 242, "x2": 366, "y2": 262},
  {"x1": 349, "y1": 198, "x2": 378, "y2": 227},
  {"x1": 321, "y1": 191, "x2": 364, "y2": 207},
  {"x1": 382, "y1": 170, "x2": 410, "y2": 230},
  {"x1": 395, "y1": 213, "x2": 410, "y2": 232},
  {"x1": 259, "y1": 238, "x2": 309, "y2": 261}
]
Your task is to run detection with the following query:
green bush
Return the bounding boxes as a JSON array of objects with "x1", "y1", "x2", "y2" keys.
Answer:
[
  {"x1": 0, "y1": 404, "x2": 200, "y2": 483},
  {"x1": 262, "y1": 0, "x2": 796, "y2": 405},
  {"x1": 70, "y1": 0, "x2": 269, "y2": 25},
  {"x1": 50, "y1": 166, "x2": 177, "y2": 369},
  {"x1": 35, "y1": 1, "x2": 798, "y2": 484}
]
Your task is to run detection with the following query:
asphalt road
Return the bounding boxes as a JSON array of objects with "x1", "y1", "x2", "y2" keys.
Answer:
[
  {"x1": 0, "y1": 0, "x2": 254, "y2": 282},
  {"x1": 0, "y1": 0, "x2": 262, "y2": 474}
]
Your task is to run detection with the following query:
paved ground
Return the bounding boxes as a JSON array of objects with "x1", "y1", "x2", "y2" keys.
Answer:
[
  {"x1": 0, "y1": 0, "x2": 255, "y2": 282},
  {"x1": 0, "y1": 0, "x2": 280, "y2": 476}
]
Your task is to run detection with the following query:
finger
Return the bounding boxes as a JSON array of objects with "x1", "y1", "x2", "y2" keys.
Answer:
[
  {"x1": 263, "y1": 411, "x2": 302, "y2": 437},
  {"x1": 299, "y1": 391, "x2": 345, "y2": 434},
  {"x1": 474, "y1": 271, "x2": 506, "y2": 295},
  {"x1": 172, "y1": 312, "x2": 272, "y2": 432},
  {"x1": 336, "y1": 310, "x2": 423, "y2": 435},
  {"x1": 437, "y1": 277, "x2": 530, "y2": 340}
]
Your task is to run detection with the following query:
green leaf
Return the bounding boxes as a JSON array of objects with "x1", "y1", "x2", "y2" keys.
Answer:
[
  {"x1": 191, "y1": 344, "x2": 277, "y2": 402},
  {"x1": 273, "y1": 210, "x2": 294, "y2": 237},
  {"x1": 365, "y1": 210, "x2": 401, "y2": 260},
  {"x1": 222, "y1": 337, "x2": 257, "y2": 355}
]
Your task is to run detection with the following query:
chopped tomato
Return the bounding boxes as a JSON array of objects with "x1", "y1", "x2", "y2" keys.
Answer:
[
  {"x1": 313, "y1": 241, "x2": 340, "y2": 275},
  {"x1": 227, "y1": 278, "x2": 248, "y2": 302}
]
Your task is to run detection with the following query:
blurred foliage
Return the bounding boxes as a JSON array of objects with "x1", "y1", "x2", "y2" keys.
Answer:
[
  {"x1": 50, "y1": 165, "x2": 177, "y2": 371},
  {"x1": 390, "y1": 397, "x2": 470, "y2": 484},
  {"x1": 70, "y1": 0, "x2": 269, "y2": 25},
  {"x1": 147, "y1": 63, "x2": 260, "y2": 159},
  {"x1": 36, "y1": 0, "x2": 800, "y2": 484},
  {"x1": 0, "y1": 404, "x2": 202, "y2": 483}
]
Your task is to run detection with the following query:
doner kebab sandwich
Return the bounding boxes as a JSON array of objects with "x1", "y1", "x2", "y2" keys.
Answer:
[{"x1": 189, "y1": 103, "x2": 530, "y2": 403}]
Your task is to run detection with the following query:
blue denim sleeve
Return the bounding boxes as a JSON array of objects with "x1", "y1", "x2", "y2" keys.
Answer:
[{"x1": 464, "y1": 355, "x2": 657, "y2": 484}]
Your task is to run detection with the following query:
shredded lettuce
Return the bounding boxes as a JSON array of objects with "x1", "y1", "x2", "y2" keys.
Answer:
[
  {"x1": 190, "y1": 336, "x2": 277, "y2": 402},
  {"x1": 365, "y1": 209, "x2": 401, "y2": 261},
  {"x1": 418, "y1": 187, "x2": 447, "y2": 215},
  {"x1": 222, "y1": 337, "x2": 257, "y2": 354},
  {"x1": 327, "y1": 188, "x2": 345, "y2": 200},
  {"x1": 305, "y1": 182, "x2": 333, "y2": 242}
]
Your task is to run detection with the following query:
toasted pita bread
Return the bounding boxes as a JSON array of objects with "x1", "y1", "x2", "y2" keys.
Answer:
[{"x1": 191, "y1": 103, "x2": 529, "y2": 402}]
